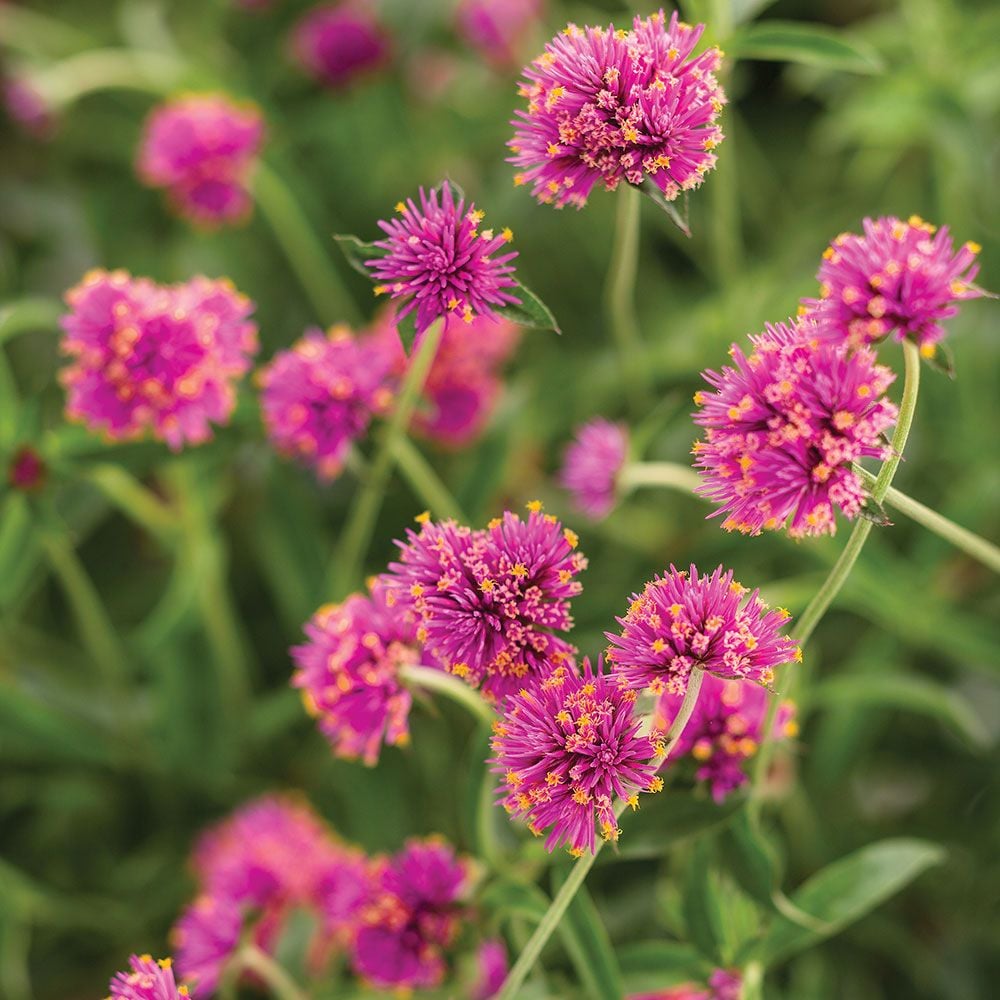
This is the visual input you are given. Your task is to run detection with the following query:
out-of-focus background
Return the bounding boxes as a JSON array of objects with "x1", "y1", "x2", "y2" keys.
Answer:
[{"x1": 1, "y1": 0, "x2": 998, "y2": 997}]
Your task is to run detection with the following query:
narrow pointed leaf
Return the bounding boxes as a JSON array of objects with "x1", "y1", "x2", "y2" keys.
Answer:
[
  {"x1": 729, "y1": 22, "x2": 885, "y2": 74},
  {"x1": 640, "y1": 181, "x2": 691, "y2": 237},
  {"x1": 495, "y1": 280, "x2": 561, "y2": 333},
  {"x1": 333, "y1": 234, "x2": 384, "y2": 277}
]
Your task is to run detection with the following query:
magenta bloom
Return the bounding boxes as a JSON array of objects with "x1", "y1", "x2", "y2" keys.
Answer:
[
  {"x1": 60, "y1": 270, "x2": 258, "y2": 449},
  {"x1": 629, "y1": 969, "x2": 742, "y2": 1000},
  {"x1": 491, "y1": 660, "x2": 662, "y2": 855},
  {"x1": 110, "y1": 955, "x2": 190, "y2": 1000},
  {"x1": 560, "y1": 418, "x2": 628, "y2": 518},
  {"x1": 3, "y1": 76, "x2": 54, "y2": 138},
  {"x1": 472, "y1": 938, "x2": 509, "y2": 1000},
  {"x1": 457, "y1": 0, "x2": 542, "y2": 66},
  {"x1": 172, "y1": 897, "x2": 243, "y2": 996},
  {"x1": 137, "y1": 94, "x2": 264, "y2": 227},
  {"x1": 291, "y1": 583, "x2": 423, "y2": 765},
  {"x1": 510, "y1": 10, "x2": 725, "y2": 208},
  {"x1": 801, "y1": 216, "x2": 984, "y2": 352},
  {"x1": 382, "y1": 505, "x2": 587, "y2": 704},
  {"x1": 8, "y1": 446, "x2": 46, "y2": 493},
  {"x1": 259, "y1": 325, "x2": 393, "y2": 481},
  {"x1": 367, "y1": 182, "x2": 520, "y2": 337},
  {"x1": 655, "y1": 673, "x2": 797, "y2": 802},
  {"x1": 352, "y1": 838, "x2": 468, "y2": 990},
  {"x1": 291, "y1": 3, "x2": 390, "y2": 88},
  {"x1": 607, "y1": 565, "x2": 800, "y2": 694},
  {"x1": 693, "y1": 321, "x2": 898, "y2": 538}
]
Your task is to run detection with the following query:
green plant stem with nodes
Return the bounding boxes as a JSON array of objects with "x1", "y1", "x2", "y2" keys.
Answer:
[
  {"x1": 328, "y1": 318, "x2": 445, "y2": 597},
  {"x1": 752, "y1": 339, "x2": 922, "y2": 803},
  {"x1": 605, "y1": 185, "x2": 651, "y2": 409},
  {"x1": 496, "y1": 668, "x2": 705, "y2": 1000},
  {"x1": 398, "y1": 663, "x2": 496, "y2": 729},
  {"x1": 254, "y1": 162, "x2": 361, "y2": 328},
  {"x1": 223, "y1": 946, "x2": 307, "y2": 1000},
  {"x1": 619, "y1": 461, "x2": 703, "y2": 498},
  {"x1": 392, "y1": 436, "x2": 467, "y2": 522}
]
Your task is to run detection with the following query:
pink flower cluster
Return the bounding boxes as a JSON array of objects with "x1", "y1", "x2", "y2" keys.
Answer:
[
  {"x1": 559, "y1": 417, "x2": 629, "y2": 518},
  {"x1": 109, "y1": 955, "x2": 190, "y2": 1000},
  {"x1": 630, "y1": 968, "x2": 742, "y2": 1000},
  {"x1": 801, "y1": 215, "x2": 984, "y2": 353},
  {"x1": 291, "y1": 3, "x2": 390, "y2": 89},
  {"x1": 137, "y1": 94, "x2": 264, "y2": 227},
  {"x1": 457, "y1": 0, "x2": 543, "y2": 66},
  {"x1": 60, "y1": 269, "x2": 258, "y2": 449},
  {"x1": 510, "y1": 10, "x2": 725, "y2": 208},
  {"x1": 655, "y1": 673, "x2": 797, "y2": 802},
  {"x1": 693, "y1": 320, "x2": 899, "y2": 538}
]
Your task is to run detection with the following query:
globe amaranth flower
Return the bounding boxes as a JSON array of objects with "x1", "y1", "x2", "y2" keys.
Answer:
[
  {"x1": 352, "y1": 838, "x2": 468, "y2": 990},
  {"x1": 472, "y1": 938, "x2": 509, "y2": 1000},
  {"x1": 291, "y1": 582, "x2": 424, "y2": 765},
  {"x1": 607, "y1": 564, "x2": 800, "y2": 694},
  {"x1": 457, "y1": 0, "x2": 543, "y2": 67},
  {"x1": 654, "y1": 672, "x2": 797, "y2": 802},
  {"x1": 110, "y1": 954, "x2": 190, "y2": 1000},
  {"x1": 259, "y1": 325, "x2": 393, "y2": 481},
  {"x1": 366, "y1": 181, "x2": 520, "y2": 337},
  {"x1": 510, "y1": 10, "x2": 725, "y2": 208},
  {"x1": 629, "y1": 968, "x2": 742, "y2": 1000},
  {"x1": 800, "y1": 215, "x2": 984, "y2": 354},
  {"x1": 693, "y1": 320, "x2": 898, "y2": 538},
  {"x1": 291, "y1": 3, "x2": 390, "y2": 89},
  {"x1": 492, "y1": 660, "x2": 662, "y2": 856},
  {"x1": 559, "y1": 418, "x2": 629, "y2": 518},
  {"x1": 137, "y1": 94, "x2": 264, "y2": 227},
  {"x1": 382, "y1": 504, "x2": 587, "y2": 704},
  {"x1": 60, "y1": 269, "x2": 258, "y2": 449}
]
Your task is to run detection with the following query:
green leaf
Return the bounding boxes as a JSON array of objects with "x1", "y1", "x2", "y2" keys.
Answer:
[
  {"x1": 479, "y1": 878, "x2": 550, "y2": 925},
  {"x1": 617, "y1": 940, "x2": 710, "y2": 994},
  {"x1": 640, "y1": 181, "x2": 691, "y2": 237},
  {"x1": 682, "y1": 839, "x2": 724, "y2": 963},
  {"x1": 921, "y1": 340, "x2": 956, "y2": 379},
  {"x1": 756, "y1": 839, "x2": 945, "y2": 966},
  {"x1": 810, "y1": 674, "x2": 991, "y2": 752},
  {"x1": 333, "y1": 234, "x2": 384, "y2": 278},
  {"x1": 729, "y1": 22, "x2": 885, "y2": 75},
  {"x1": 495, "y1": 280, "x2": 561, "y2": 333},
  {"x1": 858, "y1": 495, "x2": 893, "y2": 528}
]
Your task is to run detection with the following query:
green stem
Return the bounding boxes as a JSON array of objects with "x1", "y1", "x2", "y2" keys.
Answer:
[
  {"x1": 604, "y1": 185, "x2": 650, "y2": 407},
  {"x1": 85, "y1": 464, "x2": 178, "y2": 545},
  {"x1": 0, "y1": 299, "x2": 63, "y2": 345},
  {"x1": 253, "y1": 162, "x2": 360, "y2": 328},
  {"x1": 392, "y1": 436, "x2": 467, "y2": 522},
  {"x1": 854, "y1": 469, "x2": 1000, "y2": 575},
  {"x1": 31, "y1": 48, "x2": 183, "y2": 105},
  {"x1": 619, "y1": 461, "x2": 702, "y2": 498},
  {"x1": 497, "y1": 669, "x2": 704, "y2": 999},
  {"x1": 231, "y1": 946, "x2": 307, "y2": 1000},
  {"x1": 399, "y1": 663, "x2": 496, "y2": 728},
  {"x1": 752, "y1": 340, "x2": 922, "y2": 798},
  {"x1": 328, "y1": 319, "x2": 444, "y2": 597}
]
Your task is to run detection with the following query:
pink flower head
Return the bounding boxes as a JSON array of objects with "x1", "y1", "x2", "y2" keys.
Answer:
[
  {"x1": 693, "y1": 321, "x2": 898, "y2": 538},
  {"x1": 352, "y1": 838, "x2": 468, "y2": 990},
  {"x1": 510, "y1": 10, "x2": 725, "y2": 208},
  {"x1": 491, "y1": 659, "x2": 662, "y2": 855},
  {"x1": 110, "y1": 955, "x2": 190, "y2": 1000},
  {"x1": 801, "y1": 215, "x2": 985, "y2": 352},
  {"x1": 655, "y1": 673, "x2": 797, "y2": 802},
  {"x1": 259, "y1": 325, "x2": 393, "y2": 481},
  {"x1": 291, "y1": 3, "x2": 390, "y2": 88},
  {"x1": 457, "y1": 0, "x2": 543, "y2": 67},
  {"x1": 382, "y1": 504, "x2": 587, "y2": 704},
  {"x1": 367, "y1": 182, "x2": 520, "y2": 337},
  {"x1": 8, "y1": 446, "x2": 46, "y2": 492},
  {"x1": 629, "y1": 969, "x2": 741, "y2": 1000},
  {"x1": 291, "y1": 583, "x2": 423, "y2": 765},
  {"x1": 607, "y1": 565, "x2": 800, "y2": 694},
  {"x1": 473, "y1": 938, "x2": 509, "y2": 1000},
  {"x1": 172, "y1": 896, "x2": 243, "y2": 996},
  {"x1": 60, "y1": 270, "x2": 258, "y2": 449},
  {"x1": 137, "y1": 94, "x2": 264, "y2": 227},
  {"x1": 3, "y1": 76, "x2": 54, "y2": 138},
  {"x1": 560, "y1": 418, "x2": 628, "y2": 518}
]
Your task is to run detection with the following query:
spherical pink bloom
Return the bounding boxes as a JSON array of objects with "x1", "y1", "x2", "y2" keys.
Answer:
[
  {"x1": 382, "y1": 505, "x2": 587, "y2": 704},
  {"x1": 291, "y1": 3, "x2": 390, "y2": 88},
  {"x1": 560, "y1": 418, "x2": 628, "y2": 518},
  {"x1": 291, "y1": 583, "x2": 423, "y2": 765},
  {"x1": 60, "y1": 270, "x2": 258, "y2": 449},
  {"x1": 457, "y1": 0, "x2": 543, "y2": 67},
  {"x1": 491, "y1": 660, "x2": 662, "y2": 855},
  {"x1": 655, "y1": 673, "x2": 797, "y2": 802},
  {"x1": 110, "y1": 954, "x2": 191, "y2": 1000},
  {"x1": 801, "y1": 215, "x2": 985, "y2": 352},
  {"x1": 510, "y1": 10, "x2": 725, "y2": 208},
  {"x1": 3, "y1": 77, "x2": 54, "y2": 138},
  {"x1": 352, "y1": 838, "x2": 468, "y2": 990},
  {"x1": 607, "y1": 564, "x2": 800, "y2": 694},
  {"x1": 367, "y1": 182, "x2": 520, "y2": 337},
  {"x1": 137, "y1": 94, "x2": 264, "y2": 227},
  {"x1": 693, "y1": 321, "x2": 898, "y2": 538},
  {"x1": 472, "y1": 938, "x2": 509, "y2": 999},
  {"x1": 259, "y1": 325, "x2": 393, "y2": 481}
]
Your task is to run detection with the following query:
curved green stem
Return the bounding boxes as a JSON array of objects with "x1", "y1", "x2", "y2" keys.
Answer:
[
  {"x1": 619, "y1": 461, "x2": 703, "y2": 498},
  {"x1": 0, "y1": 299, "x2": 63, "y2": 346},
  {"x1": 231, "y1": 946, "x2": 307, "y2": 1000},
  {"x1": 661, "y1": 666, "x2": 704, "y2": 754},
  {"x1": 392, "y1": 436, "x2": 467, "y2": 522},
  {"x1": 253, "y1": 162, "x2": 360, "y2": 328},
  {"x1": 31, "y1": 48, "x2": 183, "y2": 105},
  {"x1": 328, "y1": 319, "x2": 444, "y2": 597},
  {"x1": 399, "y1": 663, "x2": 496, "y2": 728},
  {"x1": 85, "y1": 464, "x2": 178, "y2": 545}
]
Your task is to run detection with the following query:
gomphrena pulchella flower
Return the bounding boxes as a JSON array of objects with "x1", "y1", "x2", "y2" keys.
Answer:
[
  {"x1": 290, "y1": 3, "x2": 391, "y2": 89},
  {"x1": 509, "y1": 10, "x2": 725, "y2": 208},
  {"x1": 559, "y1": 417, "x2": 629, "y2": 518},
  {"x1": 109, "y1": 954, "x2": 190, "y2": 1000},
  {"x1": 60, "y1": 269, "x2": 258, "y2": 449},
  {"x1": 607, "y1": 564, "x2": 800, "y2": 693},
  {"x1": 800, "y1": 215, "x2": 984, "y2": 354},
  {"x1": 491, "y1": 660, "x2": 663, "y2": 856},
  {"x1": 692, "y1": 320, "x2": 898, "y2": 538},
  {"x1": 136, "y1": 94, "x2": 264, "y2": 227}
]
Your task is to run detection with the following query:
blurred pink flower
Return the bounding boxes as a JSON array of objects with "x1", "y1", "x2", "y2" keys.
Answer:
[
  {"x1": 457, "y1": 0, "x2": 543, "y2": 67},
  {"x1": 3, "y1": 76, "x2": 54, "y2": 138},
  {"x1": 559, "y1": 418, "x2": 628, "y2": 518},
  {"x1": 291, "y1": 3, "x2": 390, "y2": 88},
  {"x1": 472, "y1": 938, "x2": 509, "y2": 999}
]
